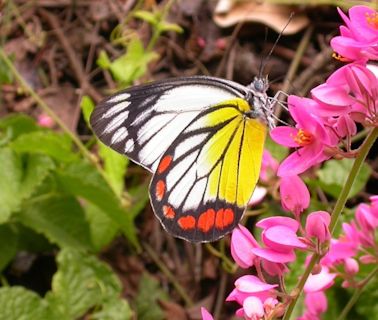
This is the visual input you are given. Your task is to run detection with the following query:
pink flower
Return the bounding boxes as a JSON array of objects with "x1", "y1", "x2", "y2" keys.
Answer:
[
  {"x1": 231, "y1": 225, "x2": 260, "y2": 269},
  {"x1": 251, "y1": 217, "x2": 307, "y2": 263},
  {"x1": 321, "y1": 238, "x2": 357, "y2": 266},
  {"x1": 305, "y1": 211, "x2": 331, "y2": 243},
  {"x1": 201, "y1": 307, "x2": 214, "y2": 320},
  {"x1": 227, "y1": 275, "x2": 278, "y2": 319},
  {"x1": 331, "y1": 6, "x2": 378, "y2": 61},
  {"x1": 304, "y1": 266, "x2": 337, "y2": 292},
  {"x1": 356, "y1": 203, "x2": 378, "y2": 232},
  {"x1": 299, "y1": 291, "x2": 328, "y2": 320},
  {"x1": 260, "y1": 150, "x2": 279, "y2": 183},
  {"x1": 344, "y1": 257, "x2": 359, "y2": 275},
  {"x1": 270, "y1": 96, "x2": 332, "y2": 176},
  {"x1": 37, "y1": 114, "x2": 55, "y2": 128},
  {"x1": 279, "y1": 175, "x2": 310, "y2": 217},
  {"x1": 311, "y1": 64, "x2": 378, "y2": 122}
]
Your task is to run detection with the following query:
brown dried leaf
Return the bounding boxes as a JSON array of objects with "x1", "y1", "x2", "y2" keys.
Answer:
[{"x1": 214, "y1": 1, "x2": 309, "y2": 35}]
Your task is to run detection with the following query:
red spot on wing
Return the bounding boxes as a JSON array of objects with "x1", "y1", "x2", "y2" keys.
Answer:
[
  {"x1": 155, "y1": 180, "x2": 165, "y2": 201},
  {"x1": 163, "y1": 205, "x2": 175, "y2": 219},
  {"x1": 198, "y1": 209, "x2": 216, "y2": 233},
  {"x1": 178, "y1": 215, "x2": 196, "y2": 230},
  {"x1": 215, "y1": 208, "x2": 234, "y2": 229},
  {"x1": 158, "y1": 155, "x2": 173, "y2": 174}
]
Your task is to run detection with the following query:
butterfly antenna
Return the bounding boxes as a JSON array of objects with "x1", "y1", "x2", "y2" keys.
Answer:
[
  {"x1": 258, "y1": 27, "x2": 269, "y2": 79},
  {"x1": 260, "y1": 12, "x2": 294, "y2": 77}
]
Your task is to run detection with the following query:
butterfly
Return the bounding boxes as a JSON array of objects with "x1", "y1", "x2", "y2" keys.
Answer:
[{"x1": 90, "y1": 75, "x2": 276, "y2": 242}]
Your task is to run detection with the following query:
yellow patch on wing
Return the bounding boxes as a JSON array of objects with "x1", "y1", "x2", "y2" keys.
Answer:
[{"x1": 201, "y1": 98, "x2": 267, "y2": 207}]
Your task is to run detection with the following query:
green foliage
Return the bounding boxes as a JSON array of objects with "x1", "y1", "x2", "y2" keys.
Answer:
[
  {"x1": 46, "y1": 248, "x2": 129, "y2": 319},
  {"x1": 17, "y1": 195, "x2": 93, "y2": 250},
  {"x1": 0, "y1": 224, "x2": 18, "y2": 271},
  {"x1": 97, "y1": 38, "x2": 159, "y2": 86},
  {"x1": 134, "y1": 10, "x2": 183, "y2": 34},
  {"x1": 317, "y1": 159, "x2": 371, "y2": 199},
  {"x1": 0, "y1": 286, "x2": 58, "y2": 320},
  {"x1": 0, "y1": 53, "x2": 14, "y2": 84},
  {"x1": 135, "y1": 273, "x2": 168, "y2": 320},
  {"x1": 265, "y1": 136, "x2": 288, "y2": 161},
  {"x1": 0, "y1": 148, "x2": 23, "y2": 223},
  {"x1": 10, "y1": 131, "x2": 78, "y2": 162},
  {"x1": 0, "y1": 249, "x2": 132, "y2": 320}
]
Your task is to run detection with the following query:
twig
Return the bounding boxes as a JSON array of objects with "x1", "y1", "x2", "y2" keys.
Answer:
[
  {"x1": 213, "y1": 270, "x2": 228, "y2": 319},
  {"x1": 38, "y1": 8, "x2": 103, "y2": 103},
  {"x1": 142, "y1": 241, "x2": 194, "y2": 307}
]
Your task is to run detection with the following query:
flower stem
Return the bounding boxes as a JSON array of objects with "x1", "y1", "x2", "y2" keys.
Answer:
[
  {"x1": 283, "y1": 127, "x2": 378, "y2": 320},
  {"x1": 282, "y1": 253, "x2": 319, "y2": 320},
  {"x1": 336, "y1": 266, "x2": 378, "y2": 320}
]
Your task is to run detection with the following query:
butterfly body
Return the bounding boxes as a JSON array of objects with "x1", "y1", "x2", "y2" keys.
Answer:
[{"x1": 90, "y1": 76, "x2": 275, "y2": 242}]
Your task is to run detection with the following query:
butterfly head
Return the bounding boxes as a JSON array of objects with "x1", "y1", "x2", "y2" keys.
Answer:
[{"x1": 245, "y1": 76, "x2": 276, "y2": 130}]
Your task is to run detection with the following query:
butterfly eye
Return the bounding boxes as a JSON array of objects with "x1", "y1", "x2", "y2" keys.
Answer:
[{"x1": 254, "y1": 78, "x2": 265, "y2": 92}]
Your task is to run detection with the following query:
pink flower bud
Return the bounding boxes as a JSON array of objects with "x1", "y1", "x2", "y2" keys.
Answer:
[
  {"x1": 356, "y1": 203, "x2": 378, "y2": 232},
  {"x1": 344, "y1": 258, "x2": 359, "y2": 275},
  {"x1": 243, "y1": 296, "x2": 264, "y2": 319},
  {"x1": 304, "y1": 266, "x2": 336, "y2": 292},
  {"x1": 279, "y1": 175, "x2": 310, "y2": 216},
  {"x1": 37, "y1": 114, "x2": 55, "y2": 128},
  {"x1": 231, "y1": 225, "x2": 259, "y2": 268},
  {"x1": 305, "y1": 291, "x2": 328, "y2": 315},
  {"x1": 305, "y1": 211, "x2": 331, "y2": 243},
  {"x1": 201, "y1": 307, "x2": 214, "y2": 320},
  {"x1": 359, "y1": 254, "x2": 376, "y2": 264}
]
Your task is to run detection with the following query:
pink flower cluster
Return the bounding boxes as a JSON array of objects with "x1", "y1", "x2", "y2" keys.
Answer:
[
  {"x1": 270, "y1": 7, "x2": 378, "y2": 179},
  {"x1": 202, "y1": 6, "x2": 377, "y2": 320},
  {"x1": 300, "y1": 196, "x2": 378, "y2": 319}
]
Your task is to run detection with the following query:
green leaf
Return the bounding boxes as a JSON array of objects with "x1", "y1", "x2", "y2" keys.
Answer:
[
  {"x1": 85, "y1": 202, "x2": 119, "y2": 252},
  {"x1": 135, "y1": 273, "x2": 168, "y2": 320},
  {"x1": 0, "y1": 286, "x2": 58, "y2": 320},
  {"x1": 80, "y1": 95, "x2": 95, "y2": 126},
  {"x1": 10, "y1": 131, "x2": 78, "y2": 162},
  {"x1": 56, "y1": 161, "x2": 139, "y2": 247},
  {"x1": 17, "y1": 194, "x2": 93, "y2": 250},
  {"x1": 0, "y1": 224, "x2": 18, "y2": 271},
  {"x1": 157, "y1": 21, "x2": 184, "y2": 34},
  {"x1": 97, "y1": 50, "x2": 112, "y2": 69},
  {"x1": 91, "y1": 299, "x2": 133, "y2": 320},
  {"x1": 46, "y1": 248, "x2": 123, "y2": 319},
  {"x1": 16, "y1": 224, "x2": 54, "y2": 253},
  {"x1": 0, "y1": 53, "x2": 14, "y2": 84},
  {"x1": 265, "y1": 136, "x2": 288, "y2": 162},
  {"x1": 317, "y1": 159, "x2": 371, "y2": 199},
  {"x1": 20, "y1": 154, "x2": 55, "y2": 200},
  {"x1": 0, "y1": 114, "x2": 39, "y2": 142},
  {"x1": 109, "y1": 38, "x2": 159, "y2": 85},
  {"x1": 134, "y1": 10, "x2": 158, "y2": 25},
  {"x1": 99, "y1": 142, "x2": 128, "y2": 196},
  {"x1": 0, "y1": 148, "x2": 22, "y2": 223}
]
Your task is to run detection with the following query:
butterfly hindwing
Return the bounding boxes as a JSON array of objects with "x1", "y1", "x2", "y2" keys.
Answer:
[
  {"x1": 149, "y1": 98, "x2": 267, "y2": 242},
  {"x1": 90, "y1": 76, "x2": 248, "y2": 172}
]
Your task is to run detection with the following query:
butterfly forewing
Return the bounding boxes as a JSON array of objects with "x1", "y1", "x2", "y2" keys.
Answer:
[
  {"x1": 149, "y1": 98, "x2": 267, "y2": 242},
  {"x1": 90, "y1": 76, "x2": 248, "y2": 172}
]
